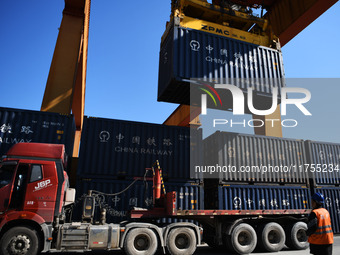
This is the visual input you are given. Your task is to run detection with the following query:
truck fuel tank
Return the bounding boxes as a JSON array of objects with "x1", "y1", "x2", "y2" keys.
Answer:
[
  {"x1": 88, "y1": 224, "x2": 120, "y2": 249},
  {"x1": 57, "y1": 223, "x2": 120, "y2": 251}
]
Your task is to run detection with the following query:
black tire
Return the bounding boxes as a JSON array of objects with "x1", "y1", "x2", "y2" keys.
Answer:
[
  {"x1": 229, "y1": 223, "x2": 257, "y2": 254},
  {"x1": 258, "y1": 222, "x2": 285, "y2": 252},
  {"x1": 166, "y1": 227, "x2": 197, "y2": 255},
  {"x1": 0, "y1": 226, "x2": 40, "y2": 255},
  {"x1": 285, "y1": 222, "x2": 308, "y2": 250},
  {"x1": 124, "y1": 228, "x2": 158, "y2": 255}
]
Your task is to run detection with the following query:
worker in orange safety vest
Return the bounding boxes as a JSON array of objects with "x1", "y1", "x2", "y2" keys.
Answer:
[{"x1": 307, "y1": 192, "x2": 333, "y2": 255}]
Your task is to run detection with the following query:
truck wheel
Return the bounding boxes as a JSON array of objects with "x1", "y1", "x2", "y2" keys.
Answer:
[
  {"x1": 285, "y1": 222, "x2": 308, "y2": 250},
  {"x1": 166, "y1": 227, "x2": 196, "y2": 255},
  {"x1": 258, "y1": 222, "x2": 285, "y2": 252},
  {"x1": 229, "y1": 223, "x2": 257, "y2": 254},
  {"x1": 0, "y1": 226, "x2": 40, "y2": 255},
  {"x1": 124, "y1": 228, "x2": 158, "y2": 255}
]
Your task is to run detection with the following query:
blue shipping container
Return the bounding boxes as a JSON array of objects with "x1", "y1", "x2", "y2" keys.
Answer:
[
  {"x1": 77, "y1": 117, "x2": 203, "y2": 180},
  {"x1": 313, "y1": 186, "x2": 340, "y2": 234},
  {"x1": 75, "y1": 178, "x2": 204, "y2": 223},
  {"x1": 0, "y1": 107, "x2": 75, "y2": 157},
  {"x1": 205, "y1": 184, "x2": 310, "y2": 210},
  {"x1": 305, "y1": 140, "x2": 340, "y2": 186},
  {"x1": 158, "y1": 21, "x2": 285, "y2": 106}
]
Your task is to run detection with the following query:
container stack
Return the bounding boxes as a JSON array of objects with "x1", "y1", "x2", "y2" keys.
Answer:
[
  {"x1": 75, "y1": 116, "x2": 204, "y2": 223},
  {"x1": 203, "y1": 131, "x2": 311, "y2": 211},
  {"x1": 306, "y1": 140, "x2": 340, "y2": 234},
  {"x1": 0, "y1": 107, "x2": 75, "y2": 157},
  {"x1": 156, "y1": 8, "x2": 312, "y2": 215}
]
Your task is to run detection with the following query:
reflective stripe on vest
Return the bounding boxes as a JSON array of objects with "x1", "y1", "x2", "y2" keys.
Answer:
[{"x1": 308, "y1": 208, "x2": 334, "y2": 245}]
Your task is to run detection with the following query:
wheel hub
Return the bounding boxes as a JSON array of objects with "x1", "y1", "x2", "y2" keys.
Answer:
[
  {"x1": 268, "y1": 230, "x2": 279, "y2": 244},
  {"x1": 175, "y1": 234, "x2": 189, "y2": 249},
  {"x1": 8, "y1": 235, "x2": 30, "y2": 255},
  {"x1": 297, "y1": 229, "x2": 307, "y2": 242},
  {"x1": 238, "y1": 231, "x2": 251, "y2": 246},
  {"x1": 134, "y1": 235, "x2": 150, "y2": 251}
]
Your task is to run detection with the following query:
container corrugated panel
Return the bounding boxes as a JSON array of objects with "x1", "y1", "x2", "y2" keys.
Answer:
[
  {"x1": 305, "y1": 140, "x2": 340, "y2": 186},
  {"x1": 313, "y1": 186, "x2": 340, "y2": 234},
  {"x1": 205, "y1": 184, "x2": 310, "y2": 210},
  {"x1": 77, "y1": 117, "x2": 203, "y2": 180},
  {"x1": 158, "y1": 23, "x2": 285, "y2": 105},
  {"x1": 75, "y1": 178, "x2": 204, "y2": 223},
  {"x1": 203, "y1": 131, "x2": 308, "y2": 184},
  {"x1": 0, "y1": 107, "x2": 75, "y2": 157}
]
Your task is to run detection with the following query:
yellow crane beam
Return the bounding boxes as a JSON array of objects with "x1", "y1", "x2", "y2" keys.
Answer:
[
  {"x1": 41, "y1": 0, "x2": 90, "y2": 157},
  {"x1": 266, "y1": 0, "x2": 338, "y2": 47},
  {"x1": 163, "y1": 105, "x2": 201, "y2": 128}
]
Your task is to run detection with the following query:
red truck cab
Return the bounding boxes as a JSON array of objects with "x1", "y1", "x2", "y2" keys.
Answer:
[
  {"x1": 0, "y1": 143, "x2": 202, "y2": 255},
  {"x1": 0, "y1": 143, "x2": 70, "y2": 254}
]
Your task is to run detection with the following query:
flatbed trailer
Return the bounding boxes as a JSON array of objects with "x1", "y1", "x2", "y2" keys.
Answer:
[
  {"x1": 0, "y1": 143, "x2": 311, "y2": 255},
  {"x1": 130, "y1": 197, "x2": 311, "y2": 254}
]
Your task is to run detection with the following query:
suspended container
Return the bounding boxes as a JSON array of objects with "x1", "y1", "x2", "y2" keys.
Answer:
[
  {"x1": 0, "y1": 107, "x2": 75, "y2": 157},
  {"x1": 75, "y1": 178, "x2": 204, "y2": 224},
  {"x1": 158, "y1": 19, "x2": 285, "y2": 109},
  {"x1": 305, "y1": 140, "x2": 340, "y2": 186},
  {"x1": 205, "y1": 184, "x2": 310, "y2": 211},
  {"x1": 77, "y1": 117, "x2": 203, "y2": 180},
  {"x1": 313, "y1": 186, "x2": 340, "y2": 234},
  {"x1": 203, "y1": 131, "x2": 308, "y2": 184}
]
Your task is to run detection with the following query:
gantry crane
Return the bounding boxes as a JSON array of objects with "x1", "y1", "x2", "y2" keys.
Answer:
[
  {"x1": 164, "y1": 0, "x2": 338, "y2": 137},
  {"x1": 40, "y1": 0, "x2": 338, "y2": 155}
]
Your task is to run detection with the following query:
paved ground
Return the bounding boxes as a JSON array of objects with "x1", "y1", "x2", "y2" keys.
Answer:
[
  {"x1": 196, "y1": 236, "x2": 340, "y2": 254},
  {"x1": 60, "y1": 236, "x2": 340, "y2": 255}
]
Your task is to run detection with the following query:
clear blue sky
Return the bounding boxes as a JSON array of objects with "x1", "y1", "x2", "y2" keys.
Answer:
[{"x1": 0, "y1": 1, "x2": 339, "y2": 138}]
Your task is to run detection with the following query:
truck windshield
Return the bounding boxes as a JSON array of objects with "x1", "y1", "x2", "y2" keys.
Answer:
[{"x1": 0, "y1": 164, "x2": 16, "y2": 188}]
